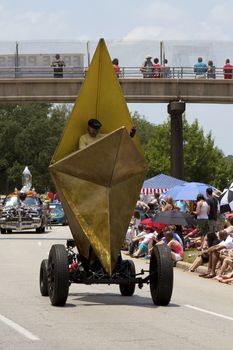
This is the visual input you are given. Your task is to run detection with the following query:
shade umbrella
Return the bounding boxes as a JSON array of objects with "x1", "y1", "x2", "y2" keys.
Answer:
[
  {"x1": 152, "y1": 210, "x2": 196, "y2": 226},
  {"x1": 219, "y1": 182, "x2": 233, "y2": 214},
  {"x1": 162, "y1": 182, "x2": 216, "y2": 201},
  {"x1": 140, "y1": 218, "x2": 167, "y2": 230}
]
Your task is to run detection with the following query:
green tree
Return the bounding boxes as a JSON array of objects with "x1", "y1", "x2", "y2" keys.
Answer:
[
  {"x1": 132, "y1": 112, "x2": 229, "y2": 190},
  {"x1": 0, "y1": 103, "x2": 70, "y2": 194}
]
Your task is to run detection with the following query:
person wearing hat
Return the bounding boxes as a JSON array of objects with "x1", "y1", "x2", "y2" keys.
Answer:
[
  {"x1": 140, "y1": 54, "x2": 154, "y2": 78},
  {"x1": 78, "y1": 118, "x2": 105, "y2": 149},
  {"x1": 79, "y1": 118, "x2": 137, "y2": 149}
]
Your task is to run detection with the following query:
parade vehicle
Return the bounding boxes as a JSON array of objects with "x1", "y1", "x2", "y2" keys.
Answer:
[
  {"x1": 39, "y1": 39, "x2": 173, "y2": 307},
  {"x1": 49, "y1": 201, "x2": 68, "y2": 225},
  {"x1": 0, "y1": 191, "x2": 46, "y2": 233},
  {"x1": 0, "y1": 167, "x2": 46, "y2": 233}
]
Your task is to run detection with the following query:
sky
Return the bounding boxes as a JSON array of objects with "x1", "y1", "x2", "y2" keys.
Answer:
[{"x1": 0, "y1": 0, "x2": 232, "y2": 156}]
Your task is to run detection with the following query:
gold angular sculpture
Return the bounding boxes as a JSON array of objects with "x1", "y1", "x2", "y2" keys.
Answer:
[{"x1": 50, "y1": 39, "x2": 147, "y2": 275}]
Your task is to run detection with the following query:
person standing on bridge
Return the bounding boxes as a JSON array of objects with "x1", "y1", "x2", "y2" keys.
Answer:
[
  {"x1": 140, "y1": 54, "x2": 154, "y2": 78},
  {"x1": 223, "y1": 58, "x2": 233, "y2": 79},
  {"x1": 51, "y1": 54, "x2": 66, "y2": 78},
  {"x1": 207, "y1": 60, "x2": 216, "y2": 79},
  {"x1": 194, "y1": 57, "x2": 207, "y2": 78},
  {"x1": 112, "y1": 58, "x2": 121, "y2": 78},
  {"x1": 153, "y1": 58, "x2": 161, "y2": 78}
]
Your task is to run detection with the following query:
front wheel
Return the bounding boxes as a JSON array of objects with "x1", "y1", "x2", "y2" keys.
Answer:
[
  {"x1": 149, "y1": 244, "x2": 173, "y2": 306},
  {"x1": 119, "y1": 260, "x2": 136, "y2": 296},
  {"x1": 47, "y1": 244, "x2": 69, "y2": 306}
]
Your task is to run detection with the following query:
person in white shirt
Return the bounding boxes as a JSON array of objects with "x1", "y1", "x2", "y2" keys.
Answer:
[
  {"x1": 133, "y1": 226, "x2": 156, "y2": 258},
  {"x1": 201, "y1": 230, "x2": 233, "y2": 278},
  {"x1": 193, "y1": 193, "x2": 210, "y2": 250}
]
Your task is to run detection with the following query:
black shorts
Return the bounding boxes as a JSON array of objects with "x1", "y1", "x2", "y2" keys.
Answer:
[
  {"x1": 207, "y1": 232, "x2": 219, "y2": 248},
  {"x1": 201, "y1": 253, "x2": 209, "y2": 264}
]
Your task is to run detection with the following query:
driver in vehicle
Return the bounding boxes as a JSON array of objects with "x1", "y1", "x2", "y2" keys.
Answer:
[{"x1": 78, "y1": 118, "x2": 137, "y2": 150}]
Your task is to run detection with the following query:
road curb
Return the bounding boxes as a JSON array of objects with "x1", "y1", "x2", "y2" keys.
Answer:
[{"x1": 176, "y1": 260, "x2": 208, "y2": 274}]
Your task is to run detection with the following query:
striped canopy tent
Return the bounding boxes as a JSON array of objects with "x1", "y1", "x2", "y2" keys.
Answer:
[{"x1": 141, "y1": 173, "x2": 187, "y2": 195}]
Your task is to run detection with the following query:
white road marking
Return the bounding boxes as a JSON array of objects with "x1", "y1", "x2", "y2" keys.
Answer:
[
  {"x1": 0, "y1": 314, "x2": 40, "y2": 341},
  {"x1": 184, "y1": 304, "x2": 233, "y2": 322}
]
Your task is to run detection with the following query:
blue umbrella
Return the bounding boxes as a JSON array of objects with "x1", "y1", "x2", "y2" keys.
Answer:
[{"x1": 162, "y1": 182, "x2": 216, "y2": 201}]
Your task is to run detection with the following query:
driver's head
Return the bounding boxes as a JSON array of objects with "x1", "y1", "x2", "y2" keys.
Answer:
[
  {"x1": 87, "y1": 118, "x2": 102, "y2": 137},
  {"x1": 19, "y1": 192, "x2": 26, "y2": 201}
]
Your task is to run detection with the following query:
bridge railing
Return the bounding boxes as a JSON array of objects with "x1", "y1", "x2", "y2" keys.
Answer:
[{"x1": 0, "y1": 66, "x2": 229, "y2": 79}]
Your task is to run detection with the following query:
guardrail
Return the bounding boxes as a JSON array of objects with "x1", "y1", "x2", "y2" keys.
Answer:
[{"x1": 0, "y1": 66, "x2": 230, "y2": 79}]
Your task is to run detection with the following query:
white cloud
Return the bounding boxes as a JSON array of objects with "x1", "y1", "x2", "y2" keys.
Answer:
[
  {"x1": 143, "y1": 1, "x2": 185, "y2": 22},
  {"x1": 123, "y1": 26, "x2": 162, "y2": 40},
  {"x1": 0, "y1": 6, "x2": 66, "y2": 40}
]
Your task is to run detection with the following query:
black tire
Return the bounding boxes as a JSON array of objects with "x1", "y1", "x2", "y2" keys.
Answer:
[
  {"x1": 47, "y1": 244, "x2": 69, "y2": 306},
  {"x1": 1, "y1": 228, "x2": 6, "y2": 234},
  {"x1": 119, "y1": 260, "x2": 136, "y2": 296},
  {"x1": 7, "y1": 229, "x2": 12, "y2": 234},
  {"x1": 39, "y1": 259, "x2": 49, "y2": 296},
  {"x1": 149, "y1": 244, "x2": 173, "y2": 306}
]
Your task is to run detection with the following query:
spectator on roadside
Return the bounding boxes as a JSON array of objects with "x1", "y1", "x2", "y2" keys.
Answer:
[
  {"x1": 51, "y1": 54, "x2": 65, "y2": 78},
  {"x1": 193, "y1": 193, "x2": 209, "y2": 250},
  {"x1": 214, "y1": 248, "x2": 233, "y2": 281},
  {"x1": 188, "y1": 240, "x2": 209, "y2": 272},
  {"x1": 163, "y1": 225, "x2": 184, "y2": 248},
  {"x1": 153, "y1": 58, "x2": 161, "y2": 78},
  {"x1": 112, "y1": 58, "x2": 121, "y2": 78},
  {"x1": 207, "y1": 60, "x2": 216, "y2": 79},
  {"x1": 135, "y1": 198, "x2": 150, "y2": 218},
  {"x1": 162, "y1": 195, "x2": 179, "y2": 211},
  {"x1": 223, "y1": 58, "x2": 233, "y2": 79},
  {"x1": 133, "y1": 225, "x2": 156, "y2": 258},
  {"x1": 194, "y1": 57, "x2": 207, "y2": 78},
  {"x1": 149, "y1": 193, "x2": 162, "y2": 213},
  {"x1": 176, "y1": 200, "x2": 187, "y2": 213},
  {"x1": 129, "y1": 224, "x2": 146, "y2": 255},
  {"x1": 140, "y1": 54, "x2": 154, "y2": 78},
  {"x1": 206, "y1": 187, "x2": 219, "y2": 246},
  {"x1": 201, "y1": 230, "x2": 233, "y2": 278},
  {"x1": 163, "y1": 229, "x2": 183, "y2": 263}
]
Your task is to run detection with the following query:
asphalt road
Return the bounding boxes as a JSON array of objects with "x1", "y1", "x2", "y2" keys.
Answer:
[{"x1": 0, "y1": 225, "x2": 232, "y2": 350}]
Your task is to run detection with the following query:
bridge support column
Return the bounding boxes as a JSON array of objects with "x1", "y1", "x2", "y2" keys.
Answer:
[{"x1": 167, "y1": 101, "x2": 185, "y2": 180}]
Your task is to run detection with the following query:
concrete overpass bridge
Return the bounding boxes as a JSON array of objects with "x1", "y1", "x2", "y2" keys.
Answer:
[
  {"x1": 0, "y1": 75, "x2": 232, "y2": 180},
  {"x1": 0, "y1": 77, "x2": 233, "y2": 103}
]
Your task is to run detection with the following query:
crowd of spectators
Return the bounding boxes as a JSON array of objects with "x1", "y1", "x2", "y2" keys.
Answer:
[
  {"x1": 123, "y1": 187, "x2": 233, "y2": 284},
  {"x1": 111, "y1": 54, "x2": 233, "y2": 80}
]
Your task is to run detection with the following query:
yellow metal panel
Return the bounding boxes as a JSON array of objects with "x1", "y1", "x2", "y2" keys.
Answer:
[
  {"x1": 50, "y1": 39, "x2": 147, "y2": 275},
  {"x1": 50, "y1": 128, "x2": 147, "y2": 275},
  {"x1": 52, "y1": 38, "x2": 141, "y2": 164}
]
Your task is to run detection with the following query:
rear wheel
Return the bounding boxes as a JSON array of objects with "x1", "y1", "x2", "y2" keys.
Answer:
[
  {"x1": 119, "y1": 260, "x2": 136, "y2": 296},
  {"x1": 47, "y1": 244, "x2": 69, "y2": 306},
  {"x1": 7, "y1": 229, "x2": 12, "y2": 234},
  {"x1": 149, "y1": 244, "x2": 173, "y2": 306},
  {"x1": 39, "y1": 259, "x2": 49, "y2": 296},
  {"x1": 1, "y1": 228, "x2": 6, "y2": 234}
]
